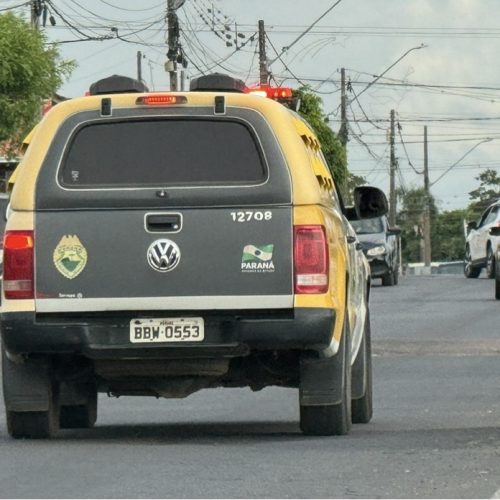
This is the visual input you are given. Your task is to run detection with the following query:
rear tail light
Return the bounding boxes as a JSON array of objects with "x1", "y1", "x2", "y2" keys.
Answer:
[
  {"x1": 3, "y1": 230, "x2": 34, "y2": 300},
  {"x1": 294, "y1": 225, "x2": 329, "y2": 294}
]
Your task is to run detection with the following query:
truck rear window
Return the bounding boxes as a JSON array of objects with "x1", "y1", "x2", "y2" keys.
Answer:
[{"x1": 59, "y1": 118, "x2": 266, "y2": 188}]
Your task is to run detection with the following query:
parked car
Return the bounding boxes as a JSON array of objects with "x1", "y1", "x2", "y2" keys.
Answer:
[
  {"x1": 350, "y1": 215, "x2": 401, "y2": 286},
  {"x1": 1, "y1": 74, "x2": 388, "y2": 439},
  {"x1": 490, "y1": 226, "x2": 500, "y2": 299},
  {"x1": 464, "y1": 200, "x2": 500, "y2": 278}
]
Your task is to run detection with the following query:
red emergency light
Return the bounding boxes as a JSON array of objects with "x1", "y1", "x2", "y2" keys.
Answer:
[{"x1": 248, "y1": 86, "x2": 293, "y2": 100}]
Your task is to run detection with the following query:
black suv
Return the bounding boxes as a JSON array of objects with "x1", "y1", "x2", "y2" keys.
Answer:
[{"x1": 351, "y1": 215, "x2": 401, "y2": 286}]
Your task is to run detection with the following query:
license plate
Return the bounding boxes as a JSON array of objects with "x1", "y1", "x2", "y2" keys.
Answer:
[{"x1": 130, "y1": 317, "x2": 205, "y2": 343}]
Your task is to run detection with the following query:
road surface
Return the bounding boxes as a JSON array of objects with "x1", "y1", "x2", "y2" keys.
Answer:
[{"x1": 0, "y1": 275, "x2": 499, "y2": 498}]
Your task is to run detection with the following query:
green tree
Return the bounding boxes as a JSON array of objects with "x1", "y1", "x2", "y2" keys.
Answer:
[
  {"x1": 293, "y1": 86, "x2": 349, "y2": 191},
  {"x1": 343, "y1": 172, "x2": 367, "y2": 204},
  {"x1": 468, "y1": 168, "x2": 500, "y2": 217},
  {"x1": 0, "y1": 12, "x2": 74, "y2": 154},
  {"x1": 432, "y1": 209, "x2": 469, "y2": 261},
  {"x1": 396, "y1": 187, "x2": 437, "y2": 263},
  {"x1": 398, "y1": 188, "x2": 472, "y2": 263}
]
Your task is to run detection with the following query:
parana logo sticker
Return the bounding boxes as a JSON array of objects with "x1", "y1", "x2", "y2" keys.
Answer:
[
  {"x1": 241, "y1": 244, "x2": 275, "y2": 273},
  {"x1": 53, "y1": 235, "x2": 88, "y2": 279}
]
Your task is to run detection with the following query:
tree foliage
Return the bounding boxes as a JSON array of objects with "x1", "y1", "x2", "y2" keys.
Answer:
[
  {"x1": 343, "y1": 172, "x2": 367, "y2": 204},
  {"x1": 432, "y1": 209, "x2": 469, "y2": 262},
  {"x1": 468, "y1": 168, "x2": 500, "y2": 217},
  {"x1": 0, "y1": 13, "x2": 74, "y2": 154},
  {"x1": 293, "y1": 86, "x2": 349, "y2": 192},
  {"x1": 397, "y1": 187, "x2": 475, "y2": 263}
]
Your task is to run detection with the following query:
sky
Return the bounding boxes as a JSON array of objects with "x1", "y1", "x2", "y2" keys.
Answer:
[{"x1": 2, "y1": 0, "x2": 500, "y2": 212}]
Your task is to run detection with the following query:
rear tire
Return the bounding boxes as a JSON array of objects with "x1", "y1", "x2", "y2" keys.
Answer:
[
  {"x1": 495, "y1": 255, "x2": 500, "y2": 300},
  {"x1": 392, "y1": 265, "x2": 399, "y2": 285},
  {"x1": 486, "y1": 246, "x2": 495, "y2": 279},
  {"x1": 464, "y1": 246, "x2": 481, "y2": 278},
  {"x1": 351, "y1": 310, "x2": 373, "y2": 424},
  {"x1": 299, "y1": 321, "x2": 351, "y2": 436},
  {"x1": 381, "y1": 271, "x2": 395, "y2": 286}
]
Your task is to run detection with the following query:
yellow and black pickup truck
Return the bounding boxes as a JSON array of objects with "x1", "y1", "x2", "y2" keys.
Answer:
[{"x1": 1, "y1": 74, "x2": 387, "y2": 438}]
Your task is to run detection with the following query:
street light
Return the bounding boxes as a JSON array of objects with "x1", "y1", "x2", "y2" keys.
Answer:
[
  {"x1": 355, "y1": 43, "x2": 427, "y2": 100},
  {"x1": 430, "y1": 137, "x2": 493, "y2": 187}
]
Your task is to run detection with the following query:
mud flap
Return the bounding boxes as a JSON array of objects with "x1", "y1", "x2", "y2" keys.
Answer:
[
  {"x1": 2, "y1": 349, "x2": 53, "y2": 412},
  {"x1": 351, "y1": 336, "x2": 367, "y2": 400},
  {"x1": 299, "y1": 348, "x2": 345, "y2": 406}
]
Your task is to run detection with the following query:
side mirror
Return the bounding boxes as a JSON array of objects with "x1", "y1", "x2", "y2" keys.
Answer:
[
  {"x1": 387, "y1": 227, "x2": 401, "y2": 236},
  {"x1": 490, "y1": 226, "x2": 500, "y2": 236},
  {"x1": 4, "y1": 202, "x2": 10, "y2": 222},
  {"x1": 353, "y1": 186, "x2": 388, "y2": 219},
  {"x1": 467, "y1": 221, "x2": 478, "y2": 232}
]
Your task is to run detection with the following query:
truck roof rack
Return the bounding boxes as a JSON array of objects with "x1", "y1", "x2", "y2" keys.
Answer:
[
  {"x1": 89, "y1": 75, "x2": 149, "y2": 95},
  {"x1": 189, "y1": 73, "x2": 247, "y2": 93}
]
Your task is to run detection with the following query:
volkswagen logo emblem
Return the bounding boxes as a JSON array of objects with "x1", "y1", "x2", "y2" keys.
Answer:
[{"x1": 147, "y1": 239, "x2": 181, "y2": 272}]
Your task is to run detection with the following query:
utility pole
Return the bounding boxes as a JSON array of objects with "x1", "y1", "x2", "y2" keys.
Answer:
[
  {"x1": 31, "y1": 0, "x2": 41, "y2": 30},
  {"x1": 166, "y1": 0, "x2": 180, "y2": 91},
  {"x1": 339, "y1": 67, "x2": 348, "y2": 147},
  {"x1": 422, "y1": 125, "x2": 432, "y2": 267},
  {"x1": 258, "y1": 20, "x2": 269, "y2": 86},
  {"x1": 137, "y1": 51, "x2": 143, "y2": 82},
  {"x1": 389, "y1": 109, "x2": 397, "y2": 226}
]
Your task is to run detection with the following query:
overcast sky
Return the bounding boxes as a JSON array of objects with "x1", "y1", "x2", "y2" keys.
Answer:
[{"x1": 3, "y1": 0, "x2": 500, "y2": 211}]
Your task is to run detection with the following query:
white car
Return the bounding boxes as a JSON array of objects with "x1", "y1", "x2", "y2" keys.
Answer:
[
  {"x1": 490, "y1": 226, "x2": 500, "y2": 299},
  {"x1": 464, "y1": 200, "x2": 500, "y2": 278}
]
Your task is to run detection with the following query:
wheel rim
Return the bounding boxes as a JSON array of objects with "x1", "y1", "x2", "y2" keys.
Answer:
[{"x1": 464, "y1": 248, "x2": 472, "y2": 273}]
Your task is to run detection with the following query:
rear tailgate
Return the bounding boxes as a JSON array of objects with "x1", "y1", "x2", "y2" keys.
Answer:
[
  {"x1": 35, "y1": 207, "x2": 292, "y2": 312},
  {"x1": 34, "y1": 105, "x2": 293, "y2": 313}
]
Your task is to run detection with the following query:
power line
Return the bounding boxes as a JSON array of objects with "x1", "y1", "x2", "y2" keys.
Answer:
[
  {"x1": 328, "y1": 116, "x2": 500, "y2": 123},
  {"x1": 95, "y1": 0, "x2": 166, "y2": 12},
  {"x1": 269, "y1": 0, "x2": 345, "y2": 66},
  {"x1": 348, "y1": 135, "x2": 500, "y2": 145},
  {"x1": 46, "y1": 0, "x2": 111, "y2": 41},
  {"x1": 397, "y1": 122, "x2": 424, "y2": 175},
  {"x1": 430, "y1": 138, "x2": 493, "y2": 187},
  {"x1": 0, "y1": 1, "x2": 29, "y2": 12},
  {"x1": 346, "y1": 44, "x2": 426, "y2": 104},
  {"x1": 265, "y1": 33, "x2": 308, "y2": 88},
  {"x1": 348, "y1": 83, "x2": 385, "y2": 131}
]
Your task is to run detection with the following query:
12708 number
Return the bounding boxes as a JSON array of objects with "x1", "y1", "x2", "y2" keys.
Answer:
[{"x1": 230, "y1": 211, "x2": 272, "y2": 222}]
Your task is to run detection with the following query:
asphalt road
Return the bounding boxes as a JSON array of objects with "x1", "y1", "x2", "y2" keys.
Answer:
[{"x1": 1, "y1": 275, "x2": 499, "y2": 498}]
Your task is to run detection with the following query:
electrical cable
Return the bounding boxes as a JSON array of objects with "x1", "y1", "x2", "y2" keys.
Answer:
[
  {"x1": 268, "y1": 0, "x2": 344, "y2": 66},
  {"x1": 397, "y1": 121, "x2": 424, "y2": 175},
  {"x1": 46, "y1": 0, "x2": 111, "y2": 41},
  {"x1": 348, "y1": 83, "x2": 385, "y2": 130},
  {"x1": 95, "y1": 0, "x2": 166, "y2": 13},
  {"x1": 63, "y1": 0, "x2": 164, "y2": 25},
  {"x1": 430, "y1": 138, "x2": 493, "y2": 187},
  {"x1": 0, "y1": 1, "x2": 29, "y2": 12},
  {"x1": 244, "y1": 43, "x2": 259, "y2": 84},
  {"x1": 265, "y1": 33, "x2": 307, "y2": 87}
]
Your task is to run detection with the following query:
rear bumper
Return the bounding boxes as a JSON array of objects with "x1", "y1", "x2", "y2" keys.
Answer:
[{"x1": 1, "y1": 308, "x2": 336, "y2": 359}]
